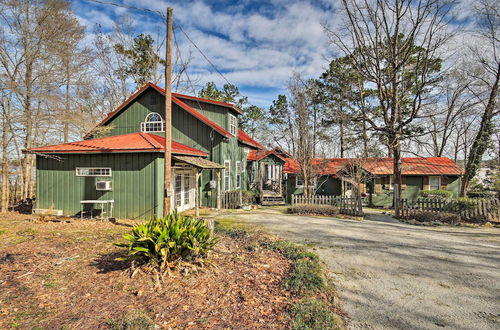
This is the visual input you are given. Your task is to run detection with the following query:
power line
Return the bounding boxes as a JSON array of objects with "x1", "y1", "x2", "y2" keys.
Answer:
[
  {"x1": 81, "y1": 0, "x2": 235, "y2": 88},
  {"x1": 175, "y1": 24, "x2": 233, "y2": 86},
  {"x1": 80, "y1": 0, "x2": 165, "y2": 17}
]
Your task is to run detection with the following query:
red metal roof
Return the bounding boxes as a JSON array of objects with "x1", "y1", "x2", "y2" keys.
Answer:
[
  {"x1": 86, "y1": 83, "x2": 233, "y2": 139},
  {"x1": 238, "y1": 129, "x2": 264, "y2": 149},
  {"x1": 173, "y1": 92, "x2": 243, "y2": 115},
  {"x1": 248, "y1": 149, "x2": 287, "y2": 162},
  {"x1": 284, "y1": 157, "x2": 464, "y2": 176},
  {"x1": 26, "y1": 132, "x2": 208, "y2": 157}
]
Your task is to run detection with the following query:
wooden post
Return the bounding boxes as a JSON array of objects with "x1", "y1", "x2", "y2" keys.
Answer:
[
  {"x1": 216, "y1": 169, "x2": 221, "y2": 209},
  {"x1": 195, "y1": 170, "x2": 200, "y2": 217},
  {"x1": 163, "y1": 7, "x2": 173, "y2": 216},
  {"x1": 258, "y1": 162, "x2": 263, "y2": 197}
]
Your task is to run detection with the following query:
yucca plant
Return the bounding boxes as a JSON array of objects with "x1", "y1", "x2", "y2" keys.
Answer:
[{"x1": 115, "y1": 212, "x2": 217, "y2": 274}]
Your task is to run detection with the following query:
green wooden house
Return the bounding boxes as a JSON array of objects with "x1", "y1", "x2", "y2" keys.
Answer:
[
  {"x1": 27, "y1": 83, "x2": 263, "y2": 219},
  {"x1": 282, "y1": 157, "x2": 464, "y2": 207}
]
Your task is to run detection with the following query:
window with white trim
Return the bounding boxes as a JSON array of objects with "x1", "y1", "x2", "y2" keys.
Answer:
[
  {"x1": 429, "y1": 176, "x2": 441, "y2": 190},
  {"x1": 76, "y1": 167, "x2": 111, "y2": 177},
  {"x1": 175, "y1": 174, "x2": 182, "y2": 207},
  {"x1": 141, "y1": 112, "x2": 165, "y2": 132},
  {"x1": 236, "y1": 161, "x2": 242, "y2": 189},
  {"x1": 224, "y1": 160, "x2": 231, "y2": 191},
  {"x1": 296, "y1": 175, "x2": 304, "y2": 188},
  {"x1": 229, "y1": 114, "x2": 237, "y2": 135}
]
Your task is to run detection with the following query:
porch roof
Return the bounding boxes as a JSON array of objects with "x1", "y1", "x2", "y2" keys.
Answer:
[
  {"x1": 173, "y1": 156, "x2": 225, "y2": 169},
  {"x1": 25, "y1": 132, "x2": 208, "y2": 157}
]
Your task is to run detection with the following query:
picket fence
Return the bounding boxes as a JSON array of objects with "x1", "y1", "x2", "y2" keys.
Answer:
[
  {"x1": 221, "y1": 190, "x2": 243, "y2": 209},
  {"x1": 400, "y1": 198, "x2": 500, "y2": 222},
  {"x1": 291, "y1": 194, "x2": 363, "y2": 216}
]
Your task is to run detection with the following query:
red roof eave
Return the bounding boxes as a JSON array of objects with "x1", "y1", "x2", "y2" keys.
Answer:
[
  {"x1": 85, "y1": 83, "x2": 234, "y2": 139},
  {"x1": 173, "y1": 92, "x2": 243, "y2": 115}
]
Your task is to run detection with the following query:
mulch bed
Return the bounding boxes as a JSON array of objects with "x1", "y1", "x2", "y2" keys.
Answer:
[{"x1": 0, "y1": 213, "x2": 292, "y2": 329}]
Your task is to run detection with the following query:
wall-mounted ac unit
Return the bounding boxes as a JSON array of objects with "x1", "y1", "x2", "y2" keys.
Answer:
[{"x1": 96, "y1": 181, "x2": 112, "y2": 191}]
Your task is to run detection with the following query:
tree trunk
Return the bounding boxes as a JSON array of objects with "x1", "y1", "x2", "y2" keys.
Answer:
[
  {"x1": 64, "y1": 61, "x2": 70, "y2": 142},
  {"x1": 1, "y1": 93, "x2": 11, "y2": 212},
  {"x1": 392, "y1": 134, "x2": 402, "y2": 217},
  {"x1": 339, "y1": 119, "x2": 345, "y2": 158},
  {"x1": 21, "y1": 63, "x2": 34, "y2": 200},
  {"x1": 460, "y1": 62, "x2": 500, "y2": 196}
]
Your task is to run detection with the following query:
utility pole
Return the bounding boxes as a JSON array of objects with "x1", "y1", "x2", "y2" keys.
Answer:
[{"x1": 163, "y1": 7, "x2": 173, "y2": 216}]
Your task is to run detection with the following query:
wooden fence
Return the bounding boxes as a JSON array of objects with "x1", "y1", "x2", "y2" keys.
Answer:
[
  {"x1": 400, "y1": 198, "x2": 500, "y2": 222},
  {"x1": 221, "y1": 190, "x2": 243, "y2": 209},
  {"x1": 291, "y1": 195, "x2": 363, "y2": 216}
]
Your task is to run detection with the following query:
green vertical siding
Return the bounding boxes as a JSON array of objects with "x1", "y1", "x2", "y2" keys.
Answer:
[
  {"x1": 181, "y1": 99, "x2": 230, "y2": 130},
  {"x1": 36, "y1": 153, "x2": 161, "y2": 219}
]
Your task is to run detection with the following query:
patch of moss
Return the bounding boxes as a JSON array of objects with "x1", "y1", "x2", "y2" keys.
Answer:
[
  {"x1": 107, "y1": 309, "x2": 155, "y2": 330},
  {"x1": 289, "y1": 298, "x2": 338, "y2": 330},
  {"x1": 283, "y1": 258, "x2": 325, "y2": 296},
  {"x1": 266, "y1": 241, "x2": 318, "y2": 261}
]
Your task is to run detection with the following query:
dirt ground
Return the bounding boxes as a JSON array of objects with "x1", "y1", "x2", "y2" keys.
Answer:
[
  {"x1": 228, "y1": 209, "x2": 500, "y2": 330},
  {"x1": 0, "y1": 213, "x2": 293, "y2": 329}
]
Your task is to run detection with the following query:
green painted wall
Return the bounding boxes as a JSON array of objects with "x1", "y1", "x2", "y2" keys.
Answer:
[
  {"x1": 285, "y1": 174, "x2": 461, "y2": 207},
  {"x1": 36, "y1": 153, "x2": 161, "y2": 219},
  {"x1": 316, "y1": 176, "x2": 341, "y2": 196},
  {"x1": 37, "y1": 86, "x2": 256, "y2": 218},
  {"x1": 181, "y1": 99, "x2": 230, "y2": 131}
]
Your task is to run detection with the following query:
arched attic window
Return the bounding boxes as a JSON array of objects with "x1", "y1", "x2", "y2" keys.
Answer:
[{"x1": 141, "y1": 112, "x2": 165, "y2": 132}]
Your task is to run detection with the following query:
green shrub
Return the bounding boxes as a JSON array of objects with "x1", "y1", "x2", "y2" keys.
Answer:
[
  {"x1": 266, "y1": 241, "x2": 318, "y2": 261},
  {"x1": 413, "y1": 211, "x2": 460, "y2": 224},
  {"x1": 241, "y1": 190, "x2": 256, "y2": 204},
  {"x1": 287, "y1": 204, "x2": 339, "y2": 216},
  {"x1": 454, "y1": 197, "x2": 477, "y2": 211},
  {"x1": 467, "y1": 191, "x2": 497, "y2": 199},
  {"x1": 108, "y1": 309, "x2": 155, "y2": 330},
  {"x1": 115, "y1": 212, "x2": 217, "y2": 269},
  {"x1": 289, "y1": 298, "x2": 338, "y2": 330},
  {"x1": 284, "y1": 258, "x2": 325, "y2": 296},
  {"x1": 418, "y1": 190, "x2": 453, "y2": 199}
]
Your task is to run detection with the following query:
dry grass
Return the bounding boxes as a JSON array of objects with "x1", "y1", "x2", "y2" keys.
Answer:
[{"x1": 0, "y1": 212, "x2": 293, "y2": 329}]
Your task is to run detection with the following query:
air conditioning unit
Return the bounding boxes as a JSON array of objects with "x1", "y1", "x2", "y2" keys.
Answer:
[{"x1": 96, "y1": 181, "x2": 112, "y2": 191}]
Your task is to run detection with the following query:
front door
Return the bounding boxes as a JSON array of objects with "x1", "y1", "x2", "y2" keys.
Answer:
[{"x1": 173, "y1": 169, "x2": 196, "y2": 212}]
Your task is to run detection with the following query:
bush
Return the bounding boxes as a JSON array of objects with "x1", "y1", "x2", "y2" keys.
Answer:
[
  {"x1": 115, "y1": 212, "x2": 217, "y2": 269},
  {"x1": 109, "y1": 309, "x2": 155, "y2": 330},
  {"x1": 412, "y1": 211, "x2": 460, "y2": 224},
  {"x1": 283, "y1": 258, "x2": 325, "y2": 296},
  {"x1": 289, "y1": 298, "x2": 338, "y2": 330},
  {"x1": 418, "y1": 190, "x2": 453, "y2": 199},
  {"x1": 266, "y1": 241, "x2": 318, "y2": 261},
  {"x1": 241, "y1": 190, "x2": 256, "y2": 204},
  {"x1": 467, "y1": 191, "x2": 498, "y2": 199},
  {"x1": 287, "y1": 204, "x2": 339, "y2": 216}
]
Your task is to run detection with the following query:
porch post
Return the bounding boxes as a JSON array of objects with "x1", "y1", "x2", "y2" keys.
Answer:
[
  {"x1": 195, "y1": 169, "x2": 200, "y2": 217},
  {"x1": 258, "y1": 162, "x2": 263, "y2": 196},
  {"x1": 216, "y1": 169, "x2": 221, "y2": 209},
  {"x1": 279, "y1": 165, "x2": 283, "y2": 195}
]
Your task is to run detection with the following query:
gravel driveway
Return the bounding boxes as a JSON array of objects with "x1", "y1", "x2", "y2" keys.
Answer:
[{"x1": 225, "y1": 210, "x2": 500, "y2": 330}]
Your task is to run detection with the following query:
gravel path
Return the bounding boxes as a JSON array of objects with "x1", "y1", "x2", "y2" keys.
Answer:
[{"x1": 225, "y1": 210, "x2": 500, "y2": 330}]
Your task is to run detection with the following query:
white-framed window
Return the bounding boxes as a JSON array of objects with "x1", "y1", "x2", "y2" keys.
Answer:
[
  {"x1": 183, "y1": 175, "x2": 190, "y2": 205},
  {"x1": 429, "y1": 176, "x2": 441, "y2": 190},
  {"x1": 175, "y1": 174, "x2": 182, "y2": 207},
  {"x1": 296, "y1": 175, "x2": 304, "y2": 188},
  {"x1": 76, "y1": 167, "x2": 111, "y2": 177},
  {"x1": 224, "y1": 160, "x2": 231, "y2": 191},
  {"x1": 236, "y1": 161, "x2": 242, "y2": 189},
  {"x1": 141, "y1": 112, "x2": 165, "y2": 132},
  {"x1": 229, "y1": 114, "x2": 237, "y2": 135}
]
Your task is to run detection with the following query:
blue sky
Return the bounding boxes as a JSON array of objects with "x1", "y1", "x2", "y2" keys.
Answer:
[{"x1": 72, "y1": 0, "x2": 475, "y2": 108}]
